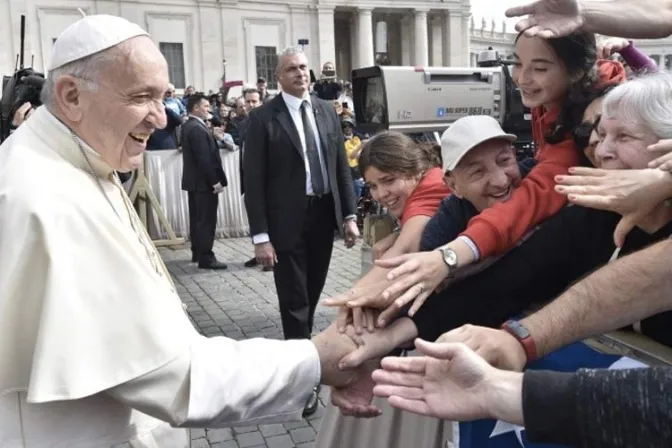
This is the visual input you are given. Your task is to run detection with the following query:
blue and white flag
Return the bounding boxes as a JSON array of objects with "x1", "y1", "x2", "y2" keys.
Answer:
[{"x1": 453, "y1": 341, "x2": 647, "y2": 448}]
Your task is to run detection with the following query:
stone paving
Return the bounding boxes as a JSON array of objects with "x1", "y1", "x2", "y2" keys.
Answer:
[{"x1": 159, "y1": 237, "x2": 364, "y2": 448}]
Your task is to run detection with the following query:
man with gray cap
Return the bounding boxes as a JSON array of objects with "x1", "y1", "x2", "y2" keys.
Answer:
[{"x1": 0, "y1": 14, "x2": 371, "y2": 447}]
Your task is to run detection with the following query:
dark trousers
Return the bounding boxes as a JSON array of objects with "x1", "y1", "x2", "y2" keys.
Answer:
[
  {"x1": 188, "y1": 191, "x2": 219, "y2": 264},
  {"x1": 273, "y1": 194, "x2": 337, "y2": 340}
]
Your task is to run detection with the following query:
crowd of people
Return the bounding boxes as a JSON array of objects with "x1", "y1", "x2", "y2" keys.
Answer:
[{"x1": 2, "y1": 1, "x2": 672, "y2": 447}]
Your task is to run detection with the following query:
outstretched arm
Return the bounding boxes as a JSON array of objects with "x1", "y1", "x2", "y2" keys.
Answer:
[{"x1": 520, "y1": 238, "x2": 672, "y2": 361}]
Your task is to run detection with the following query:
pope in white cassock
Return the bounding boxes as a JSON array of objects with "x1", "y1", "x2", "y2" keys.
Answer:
[{"x1": 0, "y1": 14, "x2": 372, "y2": 447}]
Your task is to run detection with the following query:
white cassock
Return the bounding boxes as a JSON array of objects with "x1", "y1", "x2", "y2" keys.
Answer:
[{"x1": 0, "y1": 107, "x2": 320, "y2": 447}]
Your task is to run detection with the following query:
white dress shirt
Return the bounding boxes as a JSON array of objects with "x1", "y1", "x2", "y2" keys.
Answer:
[
  {"x1": 252, "y1": 92, "x2": 331, "y2": 245},
  {"x1": 281, "y1": 91, "x2": 330, "y2": 196}
]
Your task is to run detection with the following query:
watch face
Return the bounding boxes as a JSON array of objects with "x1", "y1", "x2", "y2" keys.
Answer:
[
  {"x1": 443, "y1": 248, "x2": 458, "y2": 266},
  {"x1": 506, "y1": 321, "x2": 530, "y2": 339}
]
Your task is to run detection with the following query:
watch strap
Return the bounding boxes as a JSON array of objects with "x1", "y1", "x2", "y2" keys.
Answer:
[{"x1": 501, "y1": 320, "x2": 538, "y2": 362}]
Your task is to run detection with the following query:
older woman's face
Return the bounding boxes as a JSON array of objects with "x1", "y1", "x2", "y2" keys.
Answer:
[{"x1": 594, "y1": 115, "x2": 659, "y2": 170}]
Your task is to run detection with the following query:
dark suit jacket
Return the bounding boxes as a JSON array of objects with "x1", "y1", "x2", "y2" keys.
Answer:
[
  {"x1": 243, "y1": 94, "x2": 357, "y2": 251},
  {"x1": 181, "y1": 117, "x2": 228, "y2": 192},
  {"x1": 237, "y1": 117, "x2": 250, "y2": 195}
]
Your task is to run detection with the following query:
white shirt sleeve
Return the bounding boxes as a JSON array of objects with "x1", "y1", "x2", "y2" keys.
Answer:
[
  {"x1": 107, "y1": 335, "x2": 320, "y2": 428},
  {"x1": 252, "y1": 233, "x2": 270, "y2": 244}
]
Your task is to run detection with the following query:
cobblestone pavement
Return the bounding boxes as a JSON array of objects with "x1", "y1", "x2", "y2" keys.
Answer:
[{"x1": 159, "y1": 237, "x2": 364, "y2": 448}]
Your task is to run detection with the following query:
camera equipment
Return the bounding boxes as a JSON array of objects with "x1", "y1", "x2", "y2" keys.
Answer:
[
  {"x1": 1, "y1": 15, "x2": 46, "y2": 142},
  {"x1": 351, "y1": 50, "x2": 534, "y2": 159}
]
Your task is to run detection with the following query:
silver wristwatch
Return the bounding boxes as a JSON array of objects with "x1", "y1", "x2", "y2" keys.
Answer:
[{"x1": 439, "y1": 247, "x2": 459, "y2": 270}]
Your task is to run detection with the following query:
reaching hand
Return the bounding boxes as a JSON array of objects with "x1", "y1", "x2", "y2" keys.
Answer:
[
  {"x1": 648, "y1": 139, "x2": 672, "y2": 171},
  {"x1": 597, "y1": 37, "x2": 630, "y2": 59},
  {"x1": 555, "y1": 167, "x2": 672, "y2": 247},
  {"x1": 374, "y1": 250, "x2": 449, "y2": 322},
  {"x1": 372, "y1": 340, "x2": 524, "y2": 424},
  {"x1": 324, "y1": 281, "x2": 397, "y2": 328},
  {"x1": 337, "y1": 324, "x2": 399, "y2": 371},
  {"x1": 331, "y1": 361, "x2": 381, "y2": 418},
  {"x1": 437, "y1": 325, "x2": 527, "y2": 372},
  {"x1": 506, "y1": 0, "x2": 584, "y2": 39}
]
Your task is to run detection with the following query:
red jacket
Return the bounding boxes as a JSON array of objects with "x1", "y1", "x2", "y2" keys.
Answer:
[{"x1": 460, "y1": 60, "x2": 626, "y2": 258}]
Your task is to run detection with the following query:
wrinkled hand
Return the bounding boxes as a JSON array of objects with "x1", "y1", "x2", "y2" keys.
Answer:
[
  {"x1": 374, "y1": 250, "x2": 449, "y2": 321},
  {"x1": 506, "y1": 0, "x2": 584, "y2": 39},
  {"x1": 437, "y1": 325, "x2": 527, "y2": 372},
  {"x1": 254, "y1": 242, "x2": 277, "y2": 268},
  {"x1": 372, "y1": 233, "x2": 399, "y2": 261},
  {"x1": 648, "y1": 139, "x2": 672, "y2": 171},
  {"x1": 331, "y1": 361, "x2": 381, "y2": 418},
  {"x1": 344, "y1": 219, "x2": 360, "y2": 248},
  {"x1": 597, "y1": 38, "x2": 630, "y2": 59},
  {"x1": 555, "y1": 167, "x2": 672, "y2": 247},
  {"x1": 372, "y1": 340, "x2": 524, "y2": 423}
]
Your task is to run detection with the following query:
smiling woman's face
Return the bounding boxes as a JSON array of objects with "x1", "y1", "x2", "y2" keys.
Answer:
[
  {"x1": 512, "y1": 35, "x2": 570, "y2": 109},
  {"x1": 364, "y1": 166, "x2": 420, "y2": 219}
]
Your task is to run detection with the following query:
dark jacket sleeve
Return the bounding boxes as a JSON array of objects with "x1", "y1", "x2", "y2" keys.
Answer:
[
  {"x1": 523, "y1": 367, "x2": 672, "y2": 447},
  {"x1": 419, "y1": 197, "x2": 477, "y2": 251},
  {"x1": 328, "y1": 104, "x2": 357, "y2": 218},
  {"x1": 165, "y1": 107, "x2": 182, "y2": 130},
  {"x1": 411, "y1": 207, "x2": 619, "y2": 342},
  {"x1": 243, "y1": 110, "x2": 269, "y2": 235},
  {"x1": 186, "y1": 125, "x2": 219, "y2": 188}
]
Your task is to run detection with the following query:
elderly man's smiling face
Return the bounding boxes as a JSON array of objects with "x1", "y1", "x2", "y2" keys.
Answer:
[{"x1": 75, "y1": 36, "x2": 169, "y2": 171}]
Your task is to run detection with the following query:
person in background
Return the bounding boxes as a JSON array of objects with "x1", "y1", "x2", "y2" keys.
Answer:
[
  {"x1": 235, "y1": 88, "x2": 267, "y2": 270},
  {"x1": 226, "y1": 96, "x2": 247, "y2": 147},
  {"x1": 213, "y1": 125, "x2": 237, "y2": 152},
  {"x1": 208, "y1": 93, "x2": 221, "y2": 119},
  {"x1": 181, "y1": 93, "x2": 229, "y2": 270},
  {"x1": 147, "y1": 105, "x2": 181, "y2": 150},
  {"x1": 243, "y1": 46, "x2": 359, "y2": 416},
  {"x1": 334, "y1": 100, "x2": 354, "y2": 120},
  {"x1": 338, "y1": 81, "x2": 354, "y2": 112},
  {"x1": 341, "y1": 117, "x2": 366, "y2": 200},
  {"x1": 313, "y1": 61, "x2": 342, "y2": 101},
  {"x1": 256, "y1": 77, "x2": 270, "y2": 103},
  {"x1": 164, "y1": 83, "x2": 186, "y2": 118},
  {"x1": 181, "y1": 85, "x2": 195, "y2": 108}
]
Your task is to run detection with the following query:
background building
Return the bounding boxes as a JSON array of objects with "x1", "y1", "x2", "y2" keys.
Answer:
[{"x1": 2, "y1": 0, "x2": 670, "y2": 96}]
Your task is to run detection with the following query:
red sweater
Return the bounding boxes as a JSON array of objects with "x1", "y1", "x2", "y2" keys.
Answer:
[
  {"x1": 401, "y1": 167, "x2": 451, "y2": 226},
  {"x1": 460, "y1": 60, "x2": 626, "y2": 258}
]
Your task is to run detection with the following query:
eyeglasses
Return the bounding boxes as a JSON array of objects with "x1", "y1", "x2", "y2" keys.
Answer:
[{"x1": 572, "y1": 115, "x2": 601, "y2": 150}]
